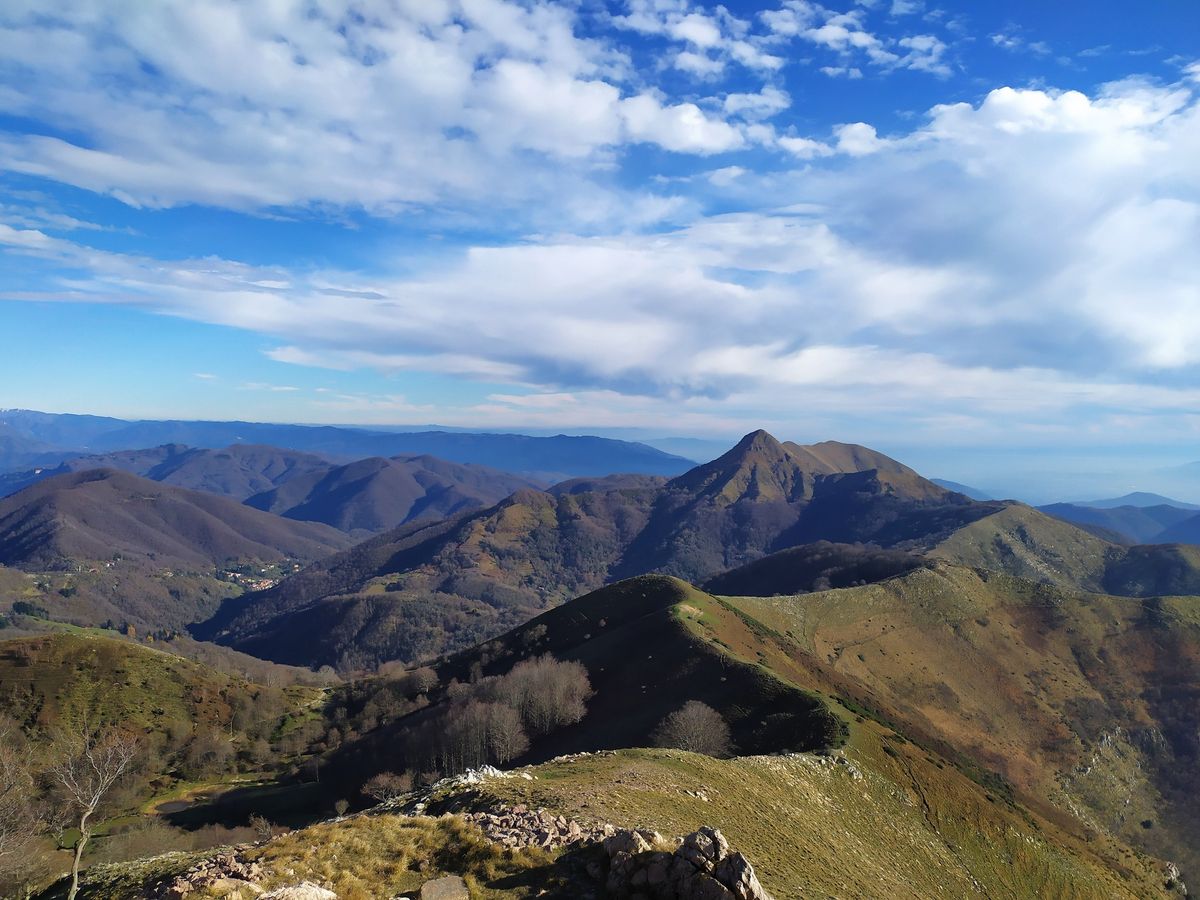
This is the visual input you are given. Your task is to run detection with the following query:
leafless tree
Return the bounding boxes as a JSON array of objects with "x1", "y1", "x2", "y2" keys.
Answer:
[
  {"x1": 653, "y1": 701, "x2": 732, "y2": 757},
  {"x1": 361, "y1": 771, "x2": 413, "y2": 803},
  {"x1": 484, "y1": 702, "x2": 529, "y2": 764},
  {"x1": 49, "y1": 724, "x2": 139, "y2": 900},
  {"x1": 490, "y1": 654, "x2": 592, "y2": 736}
]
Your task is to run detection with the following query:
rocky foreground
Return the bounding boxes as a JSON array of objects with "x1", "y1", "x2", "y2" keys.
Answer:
[{"x1": 154, "y1": 811, "x2": 770, "y2": 900}]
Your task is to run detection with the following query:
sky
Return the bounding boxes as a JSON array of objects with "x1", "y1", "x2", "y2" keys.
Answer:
[{"x1": 1, "y1": 0, "x2": 1199, "y2": 500}]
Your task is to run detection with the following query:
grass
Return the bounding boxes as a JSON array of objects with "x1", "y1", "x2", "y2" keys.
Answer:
[
  {"x1": 455, "y1": 736, "x2": 1168, "y2": 900},
  {"x1": 247, "y1": 814, "x2": 559, "y2": 899},
  {"x1": 718, "y1": 562, "x2": 1200, "y2": 883}
]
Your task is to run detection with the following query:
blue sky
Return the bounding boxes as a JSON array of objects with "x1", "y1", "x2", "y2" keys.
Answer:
[{"x1": 1, "y1": 0, "x2": 1198, "y2": 499}]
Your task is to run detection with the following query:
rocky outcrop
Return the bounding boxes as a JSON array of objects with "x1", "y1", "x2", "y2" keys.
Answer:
[
  {"x1": 597, "y1": 825, "x2": 773, "y2": 900},
  {"x1": 159, "y1": 849, "x2": 265, "y2": 898},
  {"x1": 462, "y1": 803, "x2": 614, "y2": 850}
]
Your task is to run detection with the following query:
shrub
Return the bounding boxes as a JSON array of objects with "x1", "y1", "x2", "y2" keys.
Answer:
[{"x1": 653, "y1": 701, "x2": 732, "y2": 757}]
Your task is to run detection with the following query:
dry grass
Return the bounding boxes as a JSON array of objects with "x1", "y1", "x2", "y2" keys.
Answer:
[{"x1": 246, "y1": 813, "x2": 556, "y2": 900}]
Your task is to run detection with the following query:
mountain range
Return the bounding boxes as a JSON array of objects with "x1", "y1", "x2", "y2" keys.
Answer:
[
  {"x1": 0, "y1": 409, "x2": 693, "y2": 481},
  {"x1": 1038, "y1": 489, "x2": 1200, "y2": 544},
  {"x1": 192, "y1": 431, "x2": 999, "y2": 669},
  {"x1": 1, "y1": 443, "x2": 540, "y2": 535}
]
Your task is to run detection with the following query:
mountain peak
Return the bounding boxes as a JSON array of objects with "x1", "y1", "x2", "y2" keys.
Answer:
[
  {"x1": 670, "y1": 429, "x2": 807, "y2": 503},
  {"x1": 731, "y1": 429, "x2": 786, "y2": 455}
]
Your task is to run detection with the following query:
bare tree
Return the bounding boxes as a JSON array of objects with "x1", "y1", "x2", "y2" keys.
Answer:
[
  {"x1": 653, "y1": 701, "x2": 732, "y2": 757},
  {"x1": 485, "y1": 703, "x2": 529, "y2": 764},
  {"x1": 50, "y1": 724, "x2": 139, "y2": 900},
  {"x1": 490, "y1": 655, "x2": 592, "y2": 737},
  {"x1": 361, "y1": 771, "x2": 413, "y2": 803}
]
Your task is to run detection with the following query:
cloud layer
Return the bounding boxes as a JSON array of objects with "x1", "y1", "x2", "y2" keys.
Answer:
[{"x1": 0, "y1": 1, "x2": 1198, "y2": 451}]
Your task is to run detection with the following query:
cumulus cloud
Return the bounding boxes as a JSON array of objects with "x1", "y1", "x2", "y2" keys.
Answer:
[
  {"x1": 760, "y1": 1, "x2": 955, "y2": 76},
  {"x1": 4, "y1": 72, "x2": 1199, "y2": 443},
  {"x1": 0, "y1": 0, "x2": 753, "y2": 219}
]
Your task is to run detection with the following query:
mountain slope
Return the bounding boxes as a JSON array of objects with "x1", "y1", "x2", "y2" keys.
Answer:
[
  {"x1": 930, "y1": 502, "x2": 1200, "y2": 596},
  {"x1": 724, "y1": 562, "x2": 1200, "y2": 881},
  {"x1": 243, "y1": 454, "x2": 538, "y2": 534},
  {"x1": 932, "y1": 478, "x2": 994, "y2": 500},
  {"x1": 0, "y1": 469, "x2": 350, "y2": 571},
  {"x1": 1078, "y1": 492, "x2": 1200, "y2": 510},
  {"x1": 197, "y1": 431, "x2": 996, "y2": 669},
  {"x1": 703, "y1": 541, "x2": 930, "y2": 596},
  {"x1": 44, "y1": 574, "x2": 1185, "y2": 900},
  {"x1": 0, "y1": 469, "x2": 351, "y2": 628},
  {"x1": 1155, "y1": 512, "x2": 1200, "y2": 545},
  {"x1": 928, "y1": 503, "x2": 1116, "y2": 591},
  {"x1": 0, "y1": 631, "x2": 316, "y2": 750},
  {"x1": 194, "y1": 486, "x2": 661, "y2": 669},
  {"x1": 2, "y1": 445, "x2": 540, "y2": 535},
  {"x1": 0, "y1": 421, "x2": 72, "y2": 472},
  {"x1": 306, "y1": 573, "x2": 1178, "y2": 899}
]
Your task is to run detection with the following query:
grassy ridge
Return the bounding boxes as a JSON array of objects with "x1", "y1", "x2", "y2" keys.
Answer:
[
  {"x1": 450, "y1": 737, "x2": 1171, "y2": 899},
  {"x1": 723, "y1": 563, "x2": 1200, "y2": 880}
]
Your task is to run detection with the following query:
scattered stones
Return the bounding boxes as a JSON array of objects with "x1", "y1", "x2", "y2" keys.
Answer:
[
  {"x1": 462, "y1": 805, "x2": 614, "y2": 850},
  {"x1": 260, "y1": 884, "x2": 338, "y2": 900},
  {"x1": 419, "y1": 874, "x2": 470, "y2": 899},
  {"x1": 158, "y1": 849, "x2": 265, "y2": 899}
]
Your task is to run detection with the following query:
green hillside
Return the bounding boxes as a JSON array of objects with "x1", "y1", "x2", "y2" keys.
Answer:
[{"x1": 723, "y1": 563, "x2": 1200, "y2": 880}]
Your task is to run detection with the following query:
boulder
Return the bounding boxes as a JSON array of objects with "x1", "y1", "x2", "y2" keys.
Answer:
[
  {"x1": 260, "y1": 884, "x2": 338, "y2": 900},
  {"x1": 420, "y1": 875, "x2": 470, "y2": 900},
  {"x1": 713, "y1": 853, "x2": 770, "y2": 900}
]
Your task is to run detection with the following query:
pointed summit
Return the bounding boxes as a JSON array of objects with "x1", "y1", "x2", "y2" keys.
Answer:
[
  {"x1": 670, "y1": 429, "x2": 810, "y2": 503},
  {"x1": 731, "y1": 429, "x2": 787, "y2": 456}
]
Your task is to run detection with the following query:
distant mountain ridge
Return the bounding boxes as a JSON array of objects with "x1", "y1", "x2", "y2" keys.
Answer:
[
  {"x1": 1038, "y1": 501, "x2": 1196, "y2": 544},
  {"x1": 0, "y1": 409, "x2": 692, "y2": 480},
  {"x1": 1074, "y1": 491, "x2": 1200, "y2": 510},
  {"x1": 1, "y1": 443, "x2": 541, "y2": 535}
]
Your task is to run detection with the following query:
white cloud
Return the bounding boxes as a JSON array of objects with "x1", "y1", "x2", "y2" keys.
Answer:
[
  {"x1": 820, "y1": 65, "x2": 864, "y2": 79},
  {"x1": 833, "y1": 122, "x2": 890, "y2": 155},
  {"x1": 0, "y1": 0, "x2": 749, "y2": 219},
  {"x1": 668, "y1": 12, "x2": 723, "y2": 47},
  {"x1": 673, "y1": 50, "x2": 725, "y2": 77},
  {"x1": 706, "y1": 166, "x2": 747, "y2": 186},
  {"x1": 898, "y1": 34, "x2": 951, "y2": 76},
  {"x1": 621, "y1": 95, "x2": 745, "y2": 154},
  {"x1": 3, "y1": 69, "x2": 1199, "y2": 445},
  {"x1": 722, "y1": 86, "x2": 791, "y2": 120},
  {"x1": 778, "y1": 135, "x2": 835, "y2": 158}
]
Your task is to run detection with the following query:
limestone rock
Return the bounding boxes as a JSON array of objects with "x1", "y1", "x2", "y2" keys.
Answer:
[
  {"x1": 420, "y1": 875, "x2": 470, "y2": 899},
  {"x1": 597, "y1": 826, "x2": 773, "y2": 900},
  {"x1": 713, "y1": 853, "x2": 769, "y2": 900},
  {"x1": 260, "y1": 884, "x2": 338, "y2": 900}
]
